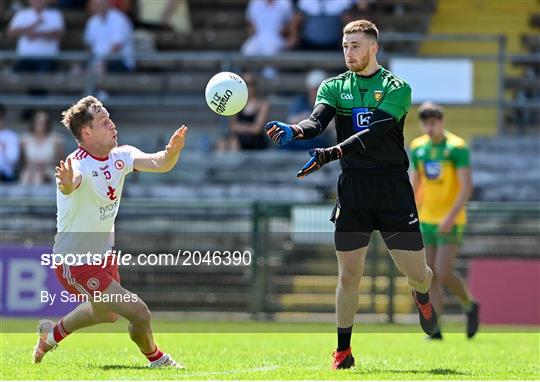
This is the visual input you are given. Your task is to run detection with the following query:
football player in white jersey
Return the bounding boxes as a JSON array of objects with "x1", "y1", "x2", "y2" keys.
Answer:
[{"x1": 33, "y1": 96, "x2": 187, "y2": 368}]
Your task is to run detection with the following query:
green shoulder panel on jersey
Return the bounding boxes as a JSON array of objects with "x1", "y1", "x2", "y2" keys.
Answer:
[
  {"x1": 315, "y1": 71, "x2": 352, "y2": 110},
  {"x1": 378, "y1": 85, "x2": 411, "y2": 121},
  {"x1": 377, "y1": 68, "x2": 411, "y2": 121},
  {"x1": 380, "y1": 68, "x2": 409, "y2": 91},
  {"x1": 329, "y1": 71, "x2": 353, "y2": 82}
]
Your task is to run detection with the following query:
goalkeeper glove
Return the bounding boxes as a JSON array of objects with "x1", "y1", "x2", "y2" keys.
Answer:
[
  {"x1": 297, "y1": 146, "x2": 343, "y2": 178},
  {"x1": 265, "y1": 121, "x2": 304, "y2": 146}
]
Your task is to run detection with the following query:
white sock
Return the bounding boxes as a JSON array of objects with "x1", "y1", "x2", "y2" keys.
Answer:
[{"x1": 46, "y1": 331, "x2": 58, "y2": 347}]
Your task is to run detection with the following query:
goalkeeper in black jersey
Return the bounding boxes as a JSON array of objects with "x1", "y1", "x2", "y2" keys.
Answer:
[{"x1": 265, "y1": 19, "x2": 438, "y2": 370}]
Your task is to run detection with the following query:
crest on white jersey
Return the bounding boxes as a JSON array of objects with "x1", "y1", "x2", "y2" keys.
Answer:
[{"x1": 114, "y1": 160, "x2": 125, "y2": 170}]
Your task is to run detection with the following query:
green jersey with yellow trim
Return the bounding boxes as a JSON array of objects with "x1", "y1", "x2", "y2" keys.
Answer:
[
  {"x1": 410, "y1": 132, "x2": 470, "y2": 225},
  {"x1": 315, "y1": 66, "x2": 411, "y2": 170}
]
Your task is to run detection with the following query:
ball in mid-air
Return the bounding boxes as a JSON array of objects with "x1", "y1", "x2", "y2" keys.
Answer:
[{"x1": 205, "y1": 72, "x2": 248, "y2": 116}]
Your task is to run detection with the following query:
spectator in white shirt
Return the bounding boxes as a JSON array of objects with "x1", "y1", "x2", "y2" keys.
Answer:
[
  {"x1": 84, "y1": 0, "x2": 135, "y2": 72},
  {"x1": 241, "y1": 0, "x2": 295, "y2": 56},
  {"x1": 7, "y1": 0, "x2": 65, "y2": 72},
  {"x1": 0, "y1": 104, "x2": 21, "y2": 182}
]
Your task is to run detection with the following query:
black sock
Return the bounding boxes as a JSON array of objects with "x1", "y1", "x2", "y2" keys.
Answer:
[
  {"x1": 337, "y1": 326, "x2": 353, "y2": 351},
  {"x1": 415, "y1": 290, "x2": 430, "y2": 304}
]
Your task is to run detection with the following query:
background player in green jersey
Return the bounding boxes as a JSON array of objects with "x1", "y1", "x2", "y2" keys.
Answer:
[
  {"x1": 410, "y1": 102, "x2": 479, "y2": 340},
  {"x1": 265, "y1": 20, "x2": 438, "y2": 369}
]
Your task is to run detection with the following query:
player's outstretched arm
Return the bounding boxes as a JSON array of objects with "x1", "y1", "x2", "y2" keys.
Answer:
[
  {"x1": 55, "y1": 157, "x2": 82, "y2": 195},
  {"x1": 133, "y1": 125, "x2": 188, "y2": 173},
  {"x1": 265, "y1": 103, "x2": 336, "y2": 146}
]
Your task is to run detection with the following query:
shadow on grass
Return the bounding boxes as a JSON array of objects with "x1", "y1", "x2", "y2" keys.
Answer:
[
  {"x1": 429, "y1": 368, "x2": 467, "y2": 376},
  {"x1": 354, "y1": 368, "x2": 467, "y2": 376},
  {"x1": 100, "y1": 365, "x2": 150, "y2": 371}
]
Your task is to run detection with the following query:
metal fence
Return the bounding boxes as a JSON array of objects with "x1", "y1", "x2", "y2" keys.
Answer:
[{"x1": 1, "y1": 198, "x2": 538, "y2": 321}]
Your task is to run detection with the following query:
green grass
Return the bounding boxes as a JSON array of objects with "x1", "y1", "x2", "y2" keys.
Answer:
[{"x1": 1, "y1": 319, "x2": 538, "y2": 380}]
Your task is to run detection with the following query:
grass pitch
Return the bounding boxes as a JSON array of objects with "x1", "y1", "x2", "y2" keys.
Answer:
[{"x1": 1, "y1": 319, "x2": 538, "y2": 380}]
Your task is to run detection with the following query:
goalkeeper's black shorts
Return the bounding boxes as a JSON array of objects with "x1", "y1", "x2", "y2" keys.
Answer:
[{"x1": 330, "y1": 166, "x2": 424, "y2": 251}]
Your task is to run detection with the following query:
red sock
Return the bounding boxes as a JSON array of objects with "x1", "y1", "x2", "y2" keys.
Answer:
[
  {"x1": 53, "y1": 320, "x2": 70, "y2": 343},
  {"x1": 142, "y1": 347, "x2": 164, "y2": 362}
]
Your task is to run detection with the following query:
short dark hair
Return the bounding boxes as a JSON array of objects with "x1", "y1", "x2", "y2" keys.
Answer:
[
  {"x1": 343, "y1": 19, "x2": 379, "y2": 41},
  {"x1": 418, "y1": 102, "x2": 444, "y2": 120},
  {"x1": 61, "y1": 95, "x2": 103, "y2": 141},
  {"x1": 0, "y1": 104, "x2": 5, "y2": 119}
]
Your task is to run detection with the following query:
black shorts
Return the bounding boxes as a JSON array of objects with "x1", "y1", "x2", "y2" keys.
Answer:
[{"x1": 331, "y1": 167, "x2": 424, "y2": 251}]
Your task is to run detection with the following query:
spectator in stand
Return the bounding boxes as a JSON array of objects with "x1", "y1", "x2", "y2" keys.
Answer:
[
  {"x1": 7, "y1": 0, "x2": 65, "y2": 72},
  {"x1": 0, "y1": 104, "x2": 21, "y2": 182},
  {"x1": 242, "y1": 0, "x2": 295, "y2": 56},
  {"x1": 20, "y1": 110, "x2": 64, "y2": 185},
  {"x1": 290, "y1": 0, "x2": 352, "y2": 51},
  {"x1": 217, "y1": 73, "x2": 270, "y2": 151},
  {"x1": 286, "y1": 69, "x2": 333, "y2": 150},
  {"x1": 84, "y1": 0, "x2": 135, "y2": 73}
]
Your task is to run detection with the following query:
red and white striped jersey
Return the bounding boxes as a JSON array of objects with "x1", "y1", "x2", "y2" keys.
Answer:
[{"x1": 53, "y1": 145, "x2": 138, "y2": 258}]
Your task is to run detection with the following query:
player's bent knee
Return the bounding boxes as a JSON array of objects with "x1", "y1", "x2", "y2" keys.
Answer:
[
  {"x1": 336, "y1": 248, "x2": 366, "y2": 287},
  {"x1": 123, "y1": 298, "x2": 152, "y2": 325},
  {"x1": 407, "y1": 267, "x2": 432, "y2": 293},
  {"x1": 338, "y1": 269, "x2": 362, "y2": 288},
  {"x1": 133, "y1": 302, "x2": 152, "y2": 324}
]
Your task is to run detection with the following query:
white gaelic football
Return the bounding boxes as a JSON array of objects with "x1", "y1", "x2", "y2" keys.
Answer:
[{"x1": 205, "y1": 72, "x2": 248, "y2": 116}]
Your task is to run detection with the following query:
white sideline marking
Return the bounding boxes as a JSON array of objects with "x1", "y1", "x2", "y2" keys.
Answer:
[{"x1": 180, "y1": 365, "x2": 279, "y2": 377}]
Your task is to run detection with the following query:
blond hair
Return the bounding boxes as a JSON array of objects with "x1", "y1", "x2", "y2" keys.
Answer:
[
  {"x1": 61, "y1": 95, "x2": 103, "y2": 140},
  {"x1": 343, "y1": 19, "x2": 379, "y2": 41}
]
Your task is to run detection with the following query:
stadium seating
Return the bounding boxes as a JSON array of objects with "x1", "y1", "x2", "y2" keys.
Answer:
[
  {"x1": 503, "y1": 10, "x2": 540, "y2": 131},
  {"x1": 1, "y1": 0, "x2": 539, "y2": 329},
  {"x1": 421, "y1": 0, "x2": 539, "y2": 132},
  {"x1": 1, "y1": 0, "x2": 440, "y2": 209},
  {"x1": 471, "y1": 136, "x2": 540, "y2": 201},
  {"x1": 0, "y1": 149, "x2": 338, "y2": 202}
]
